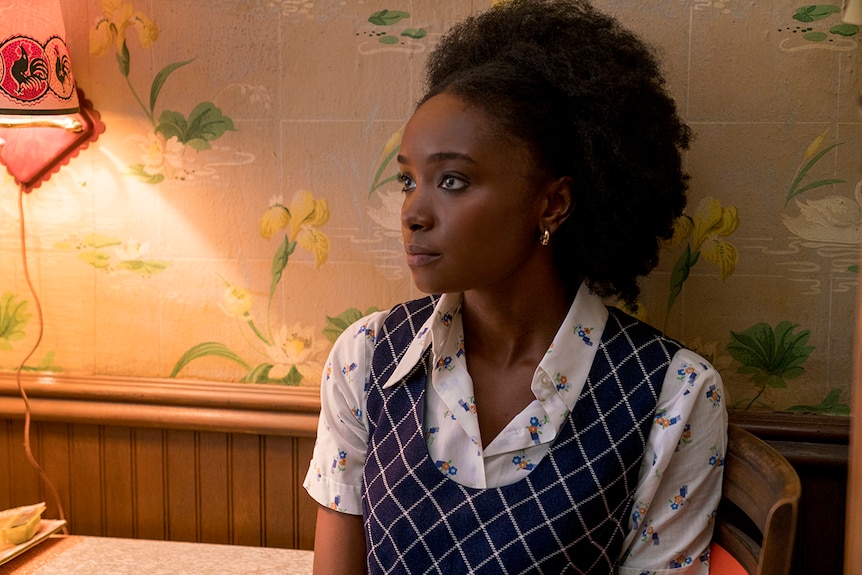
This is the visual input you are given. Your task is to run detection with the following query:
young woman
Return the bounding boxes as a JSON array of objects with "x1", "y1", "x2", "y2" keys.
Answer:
[{"x1": 304, "y1": 1, "x2": 727, "y2": 573}]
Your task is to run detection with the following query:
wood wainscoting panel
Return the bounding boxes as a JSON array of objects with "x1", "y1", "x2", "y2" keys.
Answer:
[
  {"x1": 0, "y1": 373, "x2": 321, "y2": 549},
  {"x1": 0, "y1": 418, "x2": 318, "y2": 550}
]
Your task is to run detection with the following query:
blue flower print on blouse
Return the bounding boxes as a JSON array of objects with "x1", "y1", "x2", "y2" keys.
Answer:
[
  {"x1": 573, "y1": 323, "x2": 594, "y2": 346},
  {"x1": 438, "y1": 310, "x2": 453, "y2": 327},
  {"x1": 675, "y1": 423, "x2": 692, "y2": 452},
  {"x1": 654, "y1": 410, "x2": 682, "y2": 428},
  {"x1": 355, "y1": 323, "x2": 376, "y2": 342},
  {"x1": 459, "y1": 396, "x2": 477, "y2": 415},
  {"x1": 436, "y1": 356, "x2": 455, "y2": 371},
  {"x1": 669, "y1": 485, "x2": 688, "y2": 510},
  {"x1": 526, "y1": 415, "x2": 549, "y2": 444},
  {"x1": 425, "y1": 426, "x2": 439, "y2": 445},
  {"x1": 329, "y1": 494, "x2": 344, "y2": 511},
  {"x1": 332, "y1": 450, "x2": 347, "y2": 473},
  {"x1": 342, "y1": 362, "x2": 358, "y2": 386},
  {"x1": 436, "y1": 459, "x2": 458, "y2": 476},
  {"x1": 709, "y1": 445, "x2": 725, "y2": 468},
  {"x1": 669, "y1": 553, "x2": 693, "y2": 569},
  {"x1": 676, "y1": 361, "x2": 710, "y2": 396},
  {"x1": 553, "y1": 372, "x2": 570, "y2": 393},
  {"x1": 631, "y1": 502, "x2": 648, "y2": 530},
  {"x1": 512, "y1": 452, "x2": 536, "y2": 471},
  {"x1": 706, "y1": 383, "x2": 722, "y2": 407},
  {"x1": 640, "y1": 521, "x2": 659, "y2": 546}
]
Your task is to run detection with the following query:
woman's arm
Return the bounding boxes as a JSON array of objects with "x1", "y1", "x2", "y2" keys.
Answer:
[{"x1": 313, "y1": 505, "x2": 367, "y2": 575}]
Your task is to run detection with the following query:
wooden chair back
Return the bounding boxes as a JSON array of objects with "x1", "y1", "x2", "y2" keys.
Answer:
[{"x1": 714, "y1": 423, "x2": 802, "y2": 575}]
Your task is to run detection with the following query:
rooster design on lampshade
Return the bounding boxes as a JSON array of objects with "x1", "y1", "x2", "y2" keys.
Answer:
[{"x1": 0, "y1": 34, "x2": 77, "y2": 114}]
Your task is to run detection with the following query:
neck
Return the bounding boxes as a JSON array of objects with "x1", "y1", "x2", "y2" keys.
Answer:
[{"x1": 461, "y1": 277, "x2": 575, "y2": 368}]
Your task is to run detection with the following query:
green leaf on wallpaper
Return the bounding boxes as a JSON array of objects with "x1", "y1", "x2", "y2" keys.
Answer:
[
  {"x1": 323, "y1": 307, "x2": 381, "y2": 343},
  {"x1": 785, "y1": 141, "x2": 843, "y2": 206},
  {"x1": 369, "y1": 9, "x2": 410, "y2": 26},
  {"x1": 156, "y1": 103, "x2": 236, "y2": 151},
  {"x1": 379, "y1": 35, "x2": 399, "y2": 44},
  {"x1": 169, "y1": 341, "x2": 251, "y2": 378},
  {"x1": 19, "y1": 352, "x2": 61, "y2": 372},
  {"x1": 284, "y1": 366, "x2": 304, "y2": 385},
  {"x1": 116, "y1": 41, "x2": 131, "y2": 77},
  {"x1": 116, "y1": 260, "x2": 169, "y2": 275},
  {"x1": 727, "y1": 321, "x2": 814, "y2": 388},
  {"x1": 270, "y1": 237, "x2": 297, "y2": 298},
  {"x1": 0, "y1": 293, "x2": 30, "y2": 350},
  {"x1": 830, "y1": 23, "x2": 860, "y2": 36},
  {"x1": 83, "y1": 233, "x2": 122, "y2": 249},
  {"x1": 149, "y1": 59, "x2": 195, "y2": 115},
  {"x1": 126, "y1": 164, "x2": 166, "y2": 184},
  {"x1": 787, "y1": 388, "x2": 851, "y2": 415},
  {"x1": 78, "y1": 250, "x2": 112, "y2": 269},
  {"x1": 665, "y1": 243, "x2": 699, "y2": 324},
  {"x1": 803, "y1": 31, "x2": 828, "y2": 41},
  {"x1": 792, "y1": 4, "x2": 841, "y2": 22},
  {"x1": 241, "y1": 364, "x2": 303, "y2": 385},
  {"x1": 242, "y1": 363, "x2": 274, "y2": 383},
  {"x1": 401, "y1": 28, "x2": 427, "y2": 39}
]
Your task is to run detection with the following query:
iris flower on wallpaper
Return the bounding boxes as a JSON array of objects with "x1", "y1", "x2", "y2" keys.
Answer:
[
  {"x1": 662, "y1": 196, "x2": 740, "y2": 329},
  {"x1": 170, "y1": 191, "x2": 334, "y2": 385},
  {"x1": 90, "y1": 0, "x2": 236, "y2": 183}
]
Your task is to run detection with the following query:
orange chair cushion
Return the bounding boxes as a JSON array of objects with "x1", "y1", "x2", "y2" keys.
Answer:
[{"x1": 710, "y1": 542, "x2": 747, "y2": 575}]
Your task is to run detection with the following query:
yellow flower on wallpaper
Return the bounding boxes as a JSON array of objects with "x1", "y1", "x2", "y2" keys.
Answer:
[
  {"x1": 260, "y1": 196, "x2": 291, "y2": 240},
  {"x1": 689, "y1": 197, "x2": 739, "y2": 280},
  {"x1": 90, "y1": 0, "x2": 158, "y2": 57},
  {"x1": 91, "y1": 0, "x2": 236, "y2": 184},
  {"x1": 265, "y1": 323, "x2": 329, "y2": 385},
  {"x1": 260, "y1": 191, "x2": 331, "y2": 268},
  {"x1": 220, "y1": 284, "x2": 253, "y2": 318},
  {"x1": 172, "y1": 190, "x2": 332, "y2": 385},
  {"x1": 663, "y1": 196, "x2": 740, "y2": 329}
]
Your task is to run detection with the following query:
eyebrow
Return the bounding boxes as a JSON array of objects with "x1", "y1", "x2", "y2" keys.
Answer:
[{"x1": 397, "y1": 151, "x2": 477, "y2": 165}]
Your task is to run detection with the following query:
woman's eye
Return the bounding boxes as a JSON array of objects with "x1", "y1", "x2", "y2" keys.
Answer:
[
  {"x1": 440, "y1": 174, "x2": 467, "y2": 191},
  {"x1": 397, "y1": 173, "x2": 415, "y2": 192}
]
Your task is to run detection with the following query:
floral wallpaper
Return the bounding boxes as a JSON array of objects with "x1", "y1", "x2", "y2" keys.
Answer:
[{"x1": 0, "y1": 0, "x2": 859, "y2": 416}]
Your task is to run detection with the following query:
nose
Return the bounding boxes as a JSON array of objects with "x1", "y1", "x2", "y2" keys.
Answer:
[{"x1": 400, "y1": 185, "x2": 433, "y2": 233}]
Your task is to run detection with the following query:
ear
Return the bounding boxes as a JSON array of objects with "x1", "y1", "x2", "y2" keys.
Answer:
[{"x1": 539, "y1": 176, "x2": 573, "y2": 234}]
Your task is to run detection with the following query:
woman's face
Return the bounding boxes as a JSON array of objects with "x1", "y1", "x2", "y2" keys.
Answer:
[{"x1": 398, "y1": 92, "x2": 549, "y2": 296}]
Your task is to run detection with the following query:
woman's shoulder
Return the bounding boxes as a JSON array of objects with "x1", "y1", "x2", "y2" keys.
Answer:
[{"x1": 331, "y1": 295, "x2": 440, "y2": 352}]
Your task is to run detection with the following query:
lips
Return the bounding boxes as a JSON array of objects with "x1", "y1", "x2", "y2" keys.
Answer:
[{"x1": 404, "y1": 244, "x2": 440, "y2": 267}]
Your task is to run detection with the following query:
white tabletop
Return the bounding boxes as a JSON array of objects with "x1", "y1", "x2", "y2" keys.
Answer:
[{"x1": 0, "y1": 531, "x2": 313, "y2": 575}]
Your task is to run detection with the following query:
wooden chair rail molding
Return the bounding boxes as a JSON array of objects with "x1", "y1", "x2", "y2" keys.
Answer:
[{"x1": 0, "y1": 372, "x2": 321, "y2": 437}]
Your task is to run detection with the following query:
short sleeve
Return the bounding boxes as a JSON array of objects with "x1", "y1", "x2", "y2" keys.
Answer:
[
  {"x1": 302, "y1": 310, "x2": 388, "y2": 515},
  {"x1": 618, "y1": 348, "x2": 728, "y2": 574}
]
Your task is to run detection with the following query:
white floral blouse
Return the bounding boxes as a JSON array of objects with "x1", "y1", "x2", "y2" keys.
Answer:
[{"x1": 304, "y1": 284, "x2": 728, "y2": 574}]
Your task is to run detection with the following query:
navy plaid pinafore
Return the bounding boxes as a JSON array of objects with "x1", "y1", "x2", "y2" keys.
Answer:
[{"x1": 363, "y1": 296, "x2": 681, "y2": 574}]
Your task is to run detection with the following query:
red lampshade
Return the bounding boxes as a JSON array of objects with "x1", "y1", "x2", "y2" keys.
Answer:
[{"x1": 0, "y1": 0, "x2": 104, "y2": 192}]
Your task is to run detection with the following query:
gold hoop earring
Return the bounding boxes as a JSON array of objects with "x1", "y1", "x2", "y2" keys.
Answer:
[{"x1": 540, "y1": 229, "x2": 550, "y2": 246}]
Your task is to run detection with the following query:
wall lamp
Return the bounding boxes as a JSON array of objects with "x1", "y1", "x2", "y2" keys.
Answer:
[{"x1": 0, "y1": 0, "x2": 104, "y2": 193}]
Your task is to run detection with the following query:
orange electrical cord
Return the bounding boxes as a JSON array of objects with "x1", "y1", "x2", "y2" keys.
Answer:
[{"x1": 14, "y1": 183, "x2": 68, "y2": 533}]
